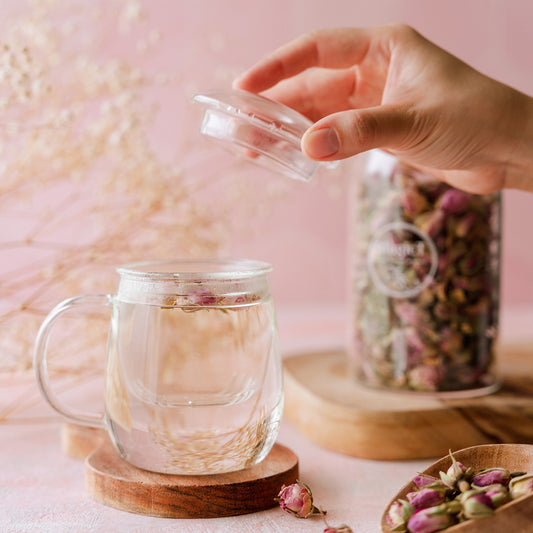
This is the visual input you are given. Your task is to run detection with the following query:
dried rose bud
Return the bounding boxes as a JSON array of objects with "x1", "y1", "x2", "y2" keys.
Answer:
[
  {"x1": 449, "y1": 287, "x2": 466, "y2": 304},
  {"x1": 407, "y1": 487, "x2": 447, "y2": 510},
  {"x1": 444, "y1": 499, "x2": 463, "y2": 515},
  {"x1": 438, "y1": 189, "x2": 470, "y2": 214},
  {"x1": 413, "y1": 474, "x2": 440, "y2": 489},
  {"x1": 509, "y1": 473, "x2": 533, "y2": 500},
  {"x1": 440, "y1": 451, "x2": 472, "y2": 490},
  {"x1": 404, "y1": 327, "x2": 426, "y2": 354},
  {"x1": 484, "y1": 484, "x2": 511, "y2": 508},
  {"x1": 454, "y1": 275, "x2": 484, "y2": 292},
  {"x1": 433, "y1": 302, "x2": 453, "y2": 322},
  {"x1": 407, "y1": 364, "x2": 443, "y2": 392},
  {"x1": 401, "y1": 186, "x2": 429, "y2": 218},
  {"x1": 394, "y1": 301, "x2": 423, "y2": 325},
  {"x1": 438, "y1": 327, "x2": 463, "y2": 354},
  {"x1": 416, "y1": 209, "x2": 445, "y2": 238},
  {"x1": 386, "y1": 499, "x2": 414, "y2": 531},
  {"x1": 406, "y1": 504, "x2": 455, "y2": 533},
  {"x1": 460, "y1": 490, "x2": 494, "y2": 519},
  {"x1": 472, "y1": 467, "x2": 511, "y2": 488},
  {"x1": 464, "y1": 296, "x2": 490, "y2": 316},
  {"x1": 188, "y1": 290, "x2": 219, "y2": 307},
  {"x1": 455, "y1": 212, "x2": 477, "y2": 238},
  {"x1": 276, "y1": 481, "x2": 320, "y2": 518},
  {"x1": 458, "y1": 252, "x2": 483, "y2": 276}
]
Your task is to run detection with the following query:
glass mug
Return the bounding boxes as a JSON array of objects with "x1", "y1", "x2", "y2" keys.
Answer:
[{"x1": 34, "y1": 259, "x2": 284, "y2": 475}]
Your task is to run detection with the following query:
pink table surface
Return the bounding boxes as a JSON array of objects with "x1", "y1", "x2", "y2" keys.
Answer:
[{"x1": 1, "y1": 305, "x2": 530, "y2": 533}]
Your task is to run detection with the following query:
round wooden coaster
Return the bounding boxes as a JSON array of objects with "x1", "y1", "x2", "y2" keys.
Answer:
[
  {"x1": 85, "y1": 441, "x2": 298, "y2": 518},
  {"x1": 283, "y1": 345, "x2": 533, "y2": 460}
]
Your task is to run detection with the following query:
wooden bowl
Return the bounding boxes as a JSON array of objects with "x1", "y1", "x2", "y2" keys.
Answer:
[{"x1": 381, "y1": 444, "x2": 533, "y2": 533}]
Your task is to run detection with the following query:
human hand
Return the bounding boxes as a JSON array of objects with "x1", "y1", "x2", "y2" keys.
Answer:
[{"x1": 234, "y1": 25, "x2": 533, "y2": 193}]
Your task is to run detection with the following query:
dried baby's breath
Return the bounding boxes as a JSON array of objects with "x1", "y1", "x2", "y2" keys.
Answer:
[{"x1": 0, "y1": 0, "x2": 292, "y2": 421}]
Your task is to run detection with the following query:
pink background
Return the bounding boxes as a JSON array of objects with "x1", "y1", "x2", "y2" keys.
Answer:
[{"x1": 3, "y1": 0, "x2": 533, "y2": 311}]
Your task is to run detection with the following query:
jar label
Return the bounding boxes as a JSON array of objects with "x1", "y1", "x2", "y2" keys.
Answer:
[{"x1": 367, "y1": 222, "x2": 438, "y2": 298}]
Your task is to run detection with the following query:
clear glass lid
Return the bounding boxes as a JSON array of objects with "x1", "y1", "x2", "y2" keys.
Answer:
[{"x1": 193, "y1": 89, "x2": 318, "y2": 181}]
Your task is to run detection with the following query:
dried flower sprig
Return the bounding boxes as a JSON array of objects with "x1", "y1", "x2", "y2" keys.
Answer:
[
  {"x1": 0, "y1": 0, "x2": 291, "y2": 382},
  {"x1": 0, "y1": 0, "x2": 211, "y2": 375},
  {"x1": 0, "y1": 0, "x2": 296, "y2": 424},
  {"x1": 385, "y1": 450, "x2": 533, "y2": 532}
]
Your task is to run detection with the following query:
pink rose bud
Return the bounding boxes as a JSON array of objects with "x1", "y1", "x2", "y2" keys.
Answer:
[
  {"x1": 408, "y1": 364, "x2": 442, "y2": 392},
  {"x1": 189, "y1": 290, "x2": 219, "y2": 306},
  {"x1": 438, "y1": 189, "x2": 470, "y2": 214},
  {"x1": 440, "y1": 451, "x2": 472, "y2": 489},
  {"x1": 438, "y1": 327, "x2": 463, "y2": 354},
  {"x1": 276, "y1": 481, "x2": 320, "y2": 518},
  {"x1": 472, "y1": 467, "x2": 511, "y2": 487},
  {"x1": 510, "y1": 473, "x2": 533, "y2": 500},
  {"x1": 455, "y1": 212, "x2": 477, "y2": 237},
  {"x1": 413, "y1": 474, "x2": 441, "y2": 489},
  {"x1": 394, "y1": 301, "x2": 422, "y2": 325},
  {"x1": 416, "y1": 209, "x2": 445, "y2": 238},
  {"x1": 386, "y1": 499, "x2": 414, "y2": 530},
  {"x1": 485, "y1": 485, "x2": 511, "y2": 508},
  {"x1": 447, "y1": 460, "x2": 466, "y2": 478},
  {"x1": 405, "y1": 327, "x2": 426, "y2": 353},
  {"x1": 407, "y1": 487, "x2": 447, "y2": 510},
  {"x1": 401, "y1": 186, "x2": 428, "y2": 218},
  {"x1": 407, "y1": 505, "x2": 455, "y2": 533},
  {"x1": 461, "y1": 491, "x2": 494, "y2": 519}
]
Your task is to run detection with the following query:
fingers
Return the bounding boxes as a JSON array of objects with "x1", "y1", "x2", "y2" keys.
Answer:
[
  {"x1": 302, "y1": 105, "x2": 416, "y2": 160},
  {"x1": 261, "y1": 67, "x2": 361, "y2": 121},
  {"x1": 234, "y1": 27, "x2": 379, "y2": 94}
]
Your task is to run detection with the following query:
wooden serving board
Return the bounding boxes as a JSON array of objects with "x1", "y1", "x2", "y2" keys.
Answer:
[
  {"x1": 283, "y1": 344, "x2": 533, "y2": 460},
  {"x1": 85, "y1": 440, "x2": 298, "y2": 518}
]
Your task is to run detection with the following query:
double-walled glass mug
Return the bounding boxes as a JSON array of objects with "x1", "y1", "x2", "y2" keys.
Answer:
[{"x1": 34, "y1": 259, "x2": 283, "y2": 475}]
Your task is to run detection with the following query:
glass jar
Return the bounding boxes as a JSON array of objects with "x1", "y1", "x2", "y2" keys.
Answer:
[{"x1": 349, "y1": 151, "x2": 501, "y2": 396}]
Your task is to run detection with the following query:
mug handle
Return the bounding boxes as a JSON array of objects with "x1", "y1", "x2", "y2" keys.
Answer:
[{"x1": 33, "y1": 294, "x2": 112, "y2": 429}]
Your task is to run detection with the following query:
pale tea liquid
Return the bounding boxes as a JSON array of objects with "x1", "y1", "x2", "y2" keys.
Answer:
[{"x1": 104, "y1": 299, "x2": 282, "y2": 474}]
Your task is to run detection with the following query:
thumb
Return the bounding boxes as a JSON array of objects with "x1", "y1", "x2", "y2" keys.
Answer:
[{"x1": 301, "y1": 105, "x2": 416, "y2": 161}]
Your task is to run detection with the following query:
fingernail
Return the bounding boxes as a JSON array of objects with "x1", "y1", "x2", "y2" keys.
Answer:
[{"x1": 303, "y1": 128, "x2": 340, "y2": 159}]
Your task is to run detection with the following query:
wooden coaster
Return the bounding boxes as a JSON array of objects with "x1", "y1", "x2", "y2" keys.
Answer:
[
  {"x1": 85, "y1": 441, "x2": 298, "y2": 518},
  {"x1": 283, "y1": 344, "x2": 533, "y2": 460}
]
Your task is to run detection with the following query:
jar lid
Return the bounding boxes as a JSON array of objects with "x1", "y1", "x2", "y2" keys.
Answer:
[{"x1": 193, "y1": 89, "x2": 318, "y2": 181}]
